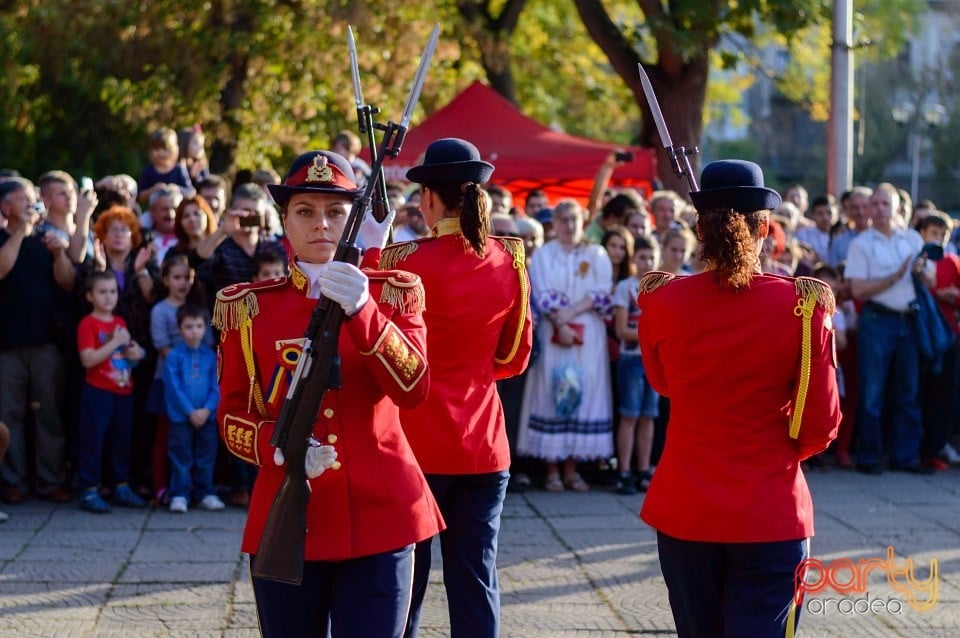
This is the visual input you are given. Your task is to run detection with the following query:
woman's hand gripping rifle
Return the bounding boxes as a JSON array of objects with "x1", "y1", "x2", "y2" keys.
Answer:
[{"x1": 251, "y1": 24, "x2": 440, "y2": 585}]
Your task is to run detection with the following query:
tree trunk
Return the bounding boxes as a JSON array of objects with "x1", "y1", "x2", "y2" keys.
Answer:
[
  {"x1": 573, "y1": 0, "x2": 710, "y2": 197},
  {"x1": 457, "y1": 0, "x2": 526, "y2": 105},
  {"x1": 209, "y1": 4, "x2": 252, "y2": 174}
]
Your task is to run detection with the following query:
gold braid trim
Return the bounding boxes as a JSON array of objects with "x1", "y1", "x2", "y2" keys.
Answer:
[
  {"x1": 379, "y1": 242, "x2": 420, "y2": 271},
  {"x1": 789, "y1": 291, "x2": 818, "y2": 439},
  {"x1": 212, "y1": 287, "x2": 261, "y2": 332},
  {"x1": 494, "y1": 237, "x2": 529, "y2": 365},
  {"x1": 493, "y1": 236, "x2": 524, "y2": 268},
  {"x1": 240, "y1": 318, "x2": 268, "y2": 419},
  {"x1": 794, "y1": 277, "x2": 836, "y2": 316},
  {"x1": 380, "y1": 276, "x2": 426, "y2": 315},
  {"x1": 638, "y1": 271, "x2": 676, "y2": 294}
]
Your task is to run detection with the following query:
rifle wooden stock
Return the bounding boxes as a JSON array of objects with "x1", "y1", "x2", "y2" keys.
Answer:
[{"x1": 252, "y1": 246, "x2": 357, "y2": 584}]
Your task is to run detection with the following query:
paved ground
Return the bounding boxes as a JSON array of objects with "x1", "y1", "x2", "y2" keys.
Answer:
[{"x1": 0, "y1": 468, "x2": 958, "y2": 637}]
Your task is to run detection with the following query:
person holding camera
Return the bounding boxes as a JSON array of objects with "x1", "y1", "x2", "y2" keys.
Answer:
[
  {"x1": 200, "y1": 183, "x2": 287, "y2": 297},
  {"x1": 200, "y1": 182, "x2": 286, "y2": 507},
  {"x1": 0, "y1": 177, "x2": 74, "y2": 505}
]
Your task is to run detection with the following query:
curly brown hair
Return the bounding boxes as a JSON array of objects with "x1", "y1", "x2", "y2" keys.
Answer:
[
  {"x1": 696, "y1": 208, "x2": 768, "y2": 291},
  {"x1": 93, "y1": 206, "x2": 142, "y2": 249}
]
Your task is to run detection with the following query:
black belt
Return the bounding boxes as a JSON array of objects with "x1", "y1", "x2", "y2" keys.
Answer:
[{"x1": 864, "y1": 301, "x2": 915, "y2": 318}]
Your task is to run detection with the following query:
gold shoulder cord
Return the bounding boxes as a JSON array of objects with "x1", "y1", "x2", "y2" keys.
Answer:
[
  {"x1": 213, "y1": 289, "x2": 267, "y2": 419},
  {"x1": 493, "y1": 237, "x2": 528, "y2": 365},
  {"x1": 789, "y1": 291, "x2": 816, "y2": 439},
  {"x1": 789, "y1": 278, "x2": 835, "y2": 439}
]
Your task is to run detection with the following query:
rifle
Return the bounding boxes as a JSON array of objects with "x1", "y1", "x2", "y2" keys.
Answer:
[
  {"x1": 348, "y1": 26, "x2": 391, "y2": 225},
  {"x1": 637, "y1": 64, "x2": 700, "y2": 194},
  {"x1": 252, "y1": 23, "x2": 440, "y2": 585}
]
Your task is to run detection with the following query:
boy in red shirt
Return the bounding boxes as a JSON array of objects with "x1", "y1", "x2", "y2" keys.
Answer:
[{"x1": 76, "y1": 270, "x2": 147, "y2": 512}]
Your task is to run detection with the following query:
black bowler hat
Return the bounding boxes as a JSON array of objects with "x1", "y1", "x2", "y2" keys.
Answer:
[
  {"x1": 268, "y1": 151, "x2": 362, "y2": 208},
  {"x1": 405, "y1": 138, "x2": 494, "y2": 185},
  {"x1": 689, "y1": 160, "x2": 782, "y2": 213}
]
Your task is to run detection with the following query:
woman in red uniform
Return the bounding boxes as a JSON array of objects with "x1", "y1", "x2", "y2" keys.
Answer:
[
  {"x1": 373, "y1": 138, "x2": 532, "y2": 638},
  {"x1": 215, "y1": 150, "x2": 443, "y2": 638},
  {"x1": 636, "y1": 160, "x2": 841, "y2": 638}
]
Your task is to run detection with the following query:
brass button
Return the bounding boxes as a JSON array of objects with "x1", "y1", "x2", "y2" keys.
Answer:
[
  {"x1": 327, "y1": 434, "x2": 338, "y2": 444},
  {"x1": 331, "y1": 461, "x2": 342, "y2": 471},
  {"x1": 323, "y1": 408, "x2": 335, "y2": 419}
]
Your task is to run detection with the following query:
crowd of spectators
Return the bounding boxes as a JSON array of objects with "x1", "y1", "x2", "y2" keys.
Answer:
[{"x1": 2, "y1": 134, "x2": 958, "y2": 524}]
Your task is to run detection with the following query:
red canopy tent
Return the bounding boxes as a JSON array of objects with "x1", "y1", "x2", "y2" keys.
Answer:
[{"x1": 372, "y1": 81, "x2": 657, "y2": 205}]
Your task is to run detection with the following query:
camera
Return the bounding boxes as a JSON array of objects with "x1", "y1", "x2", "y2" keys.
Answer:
[
  {"x1": 29, "y1": 201, "x2": 46, "y2": 217},
  {"x1": 80, "y1": 176, "x2": 94, "y2": 194},
  {"x1": 238, "y1": 212, "x2": 263, "y2": 228},
  {"x1": 614, "y1": 151, "x2": 634, "y2": 163},
  {"x1": 921, "y1": 243, "x2": 944, "y2": 261}
]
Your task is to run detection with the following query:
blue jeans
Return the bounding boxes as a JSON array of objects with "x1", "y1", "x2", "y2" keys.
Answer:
[
  {"x1": 855, "y1": 306, "x2": 922, "y2": 466},
  {"x1": 657, "y1": 532, "x2": 807, "y2": 638},
  {"x1": 167, "y1": 418, "x2": 218, "y2": 501},
  {"x1": 251, "y1": 544, "x2": 414, "y2": 638},
  {"x1": 405, "y1": 470, "x2": 509, "y2": 638},
  {"x1": 76, "y1": 383, "x2": 133, "y2": 490}
]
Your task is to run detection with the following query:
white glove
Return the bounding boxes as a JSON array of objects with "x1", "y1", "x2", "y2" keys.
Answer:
[
  {"x1": 305, "y1": 444, "x2": 338, "y2": 479},
  {"x1": 272, "y1": 443, "x2": 338, "y2": 479},
  {"x1": 317, "y1": 261, "x2": 369, "y2": 315},
  {"x1": 358, "y1": 208, "x2": 397, "y2": 251}
]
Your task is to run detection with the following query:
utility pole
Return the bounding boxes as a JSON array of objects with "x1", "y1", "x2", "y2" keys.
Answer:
[{"x1": 828, "y1": 0, "x2": 854, "y2": 196}]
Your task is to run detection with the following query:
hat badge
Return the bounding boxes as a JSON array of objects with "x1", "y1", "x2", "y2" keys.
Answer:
[{"x1": 306, "y1": 155, "x2": 334, "y2": 183}]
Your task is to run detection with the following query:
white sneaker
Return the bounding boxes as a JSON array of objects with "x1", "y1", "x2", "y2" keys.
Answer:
[
  {"x1": 0, "y1": 510, "x2": 8, "y2": 523},
  {"x1": 199, "y1": 494, "x2": 225, "y2": 511},
  {"x1": 169, "y1": 496, "x2": 188, "y2": 513},
  {"x1": 941, "y1": 443, "x2": 960, "y2": 464}
]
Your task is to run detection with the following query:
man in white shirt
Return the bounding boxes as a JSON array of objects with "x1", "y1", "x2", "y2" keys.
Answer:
[{"x1": 845, "y1": 183, "x2": 933, "y2": 475}]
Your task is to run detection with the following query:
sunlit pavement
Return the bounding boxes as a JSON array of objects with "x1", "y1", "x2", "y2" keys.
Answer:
[{"x1": 0, "y1": 469, "x2": 957, "y2": 637}]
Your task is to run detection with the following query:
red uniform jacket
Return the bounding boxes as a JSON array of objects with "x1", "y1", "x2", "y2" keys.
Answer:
[
  {"x1": 371, "y1": 220, "x2": 533, "y2": 474},
  {"x1": 215, "y1": 266, "x2": 443, "y2": 561},
  {"x1": 637, "y1": 271, "x2": 841, "y2": 543}
]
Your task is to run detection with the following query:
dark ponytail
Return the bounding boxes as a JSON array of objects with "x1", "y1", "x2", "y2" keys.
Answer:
[{"x1": 423, "y1": 181, "x2": 490, "y2": 257}]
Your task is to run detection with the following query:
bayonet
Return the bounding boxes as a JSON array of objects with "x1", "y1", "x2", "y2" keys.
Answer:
[{"x1": 637, "y1": 64, "x2": 700, "y2": 193}]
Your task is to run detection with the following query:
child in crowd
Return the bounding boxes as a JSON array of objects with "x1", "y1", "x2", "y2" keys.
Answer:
[
  {"x1": 163, "y1": 305, "x2": 223, "y2": 513},
  {"x1": 150, "y1": 254, "x2": 208, "y2": 503},
  {"x1": 812, "y1": 264, "x2": 854, "y2": 467},
  {"x1": 916, "y1": 212, "x2": 960, "y2": 468},
  {"x1": 612, "y1": 235, "x2": 661, "y2": 494},
  {"x1": 76, "y1": 271, "x2": 147, "y2": 513},
  {"x1": 253, "y1": 249, "x2": 287, "y2": 281},
  {"x1": 177, "y1": 125, "x2": 210, "y2": 186},
  {"x1": 138, "y1": 127, "x2": 194, "y2": 205}
]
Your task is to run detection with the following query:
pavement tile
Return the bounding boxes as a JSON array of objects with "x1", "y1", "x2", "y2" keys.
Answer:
[
  {"x1": 108, "y1": 583, "x2": 231, "y2": 606},
  {"x1": 118, "y1": 561, "x2": 239, "y2": 584},
  {"x1": 96, "y1": 603, "x2": 227, "y2": 630},
  {"x1": 130, "y1": 530, "x2": 245, "y2": 562},
  {"x1": 0, "y1": 559, "x2": 125, "y2": 582}
]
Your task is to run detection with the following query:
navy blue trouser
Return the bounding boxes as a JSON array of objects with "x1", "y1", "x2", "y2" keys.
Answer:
[
  {"x1": 657, "y1": 532, "x2": 806, "y2": 638},
  {"x1": 76, "y1": 382, "x2": 133, "y2": 490},
  {"x1": 405, "y1": 470, "x2": 509, "y2": 638},
  {"x1": 251, "y1": 544, "x2": 414, "y2": 638}
]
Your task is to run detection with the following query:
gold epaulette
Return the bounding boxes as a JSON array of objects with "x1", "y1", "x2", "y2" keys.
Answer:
[
  {"x1": 369, "y1": 269, "x2": 426, "y2": 315},
  {"x1": 492, "y1": 235, "x2": 526, "y2": 270},
  {"x1": 379, "y1": 240, "x2": 424, "y2": 271},
  {"x1": 638, "y1": 271, "x2": 677, "y2": 294},
  {"x1": 794, "y1": 276, "x2": 836, "y2": 316},
  {"x1": 212, "y1": 277, "x2": 286, "y2": 332},
  {"x1": 492, "y1": 235, "x2": 529, "y2": 365},
  {"x1": 788, "y1": 277, "x2": 836, "y2": 440}
]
